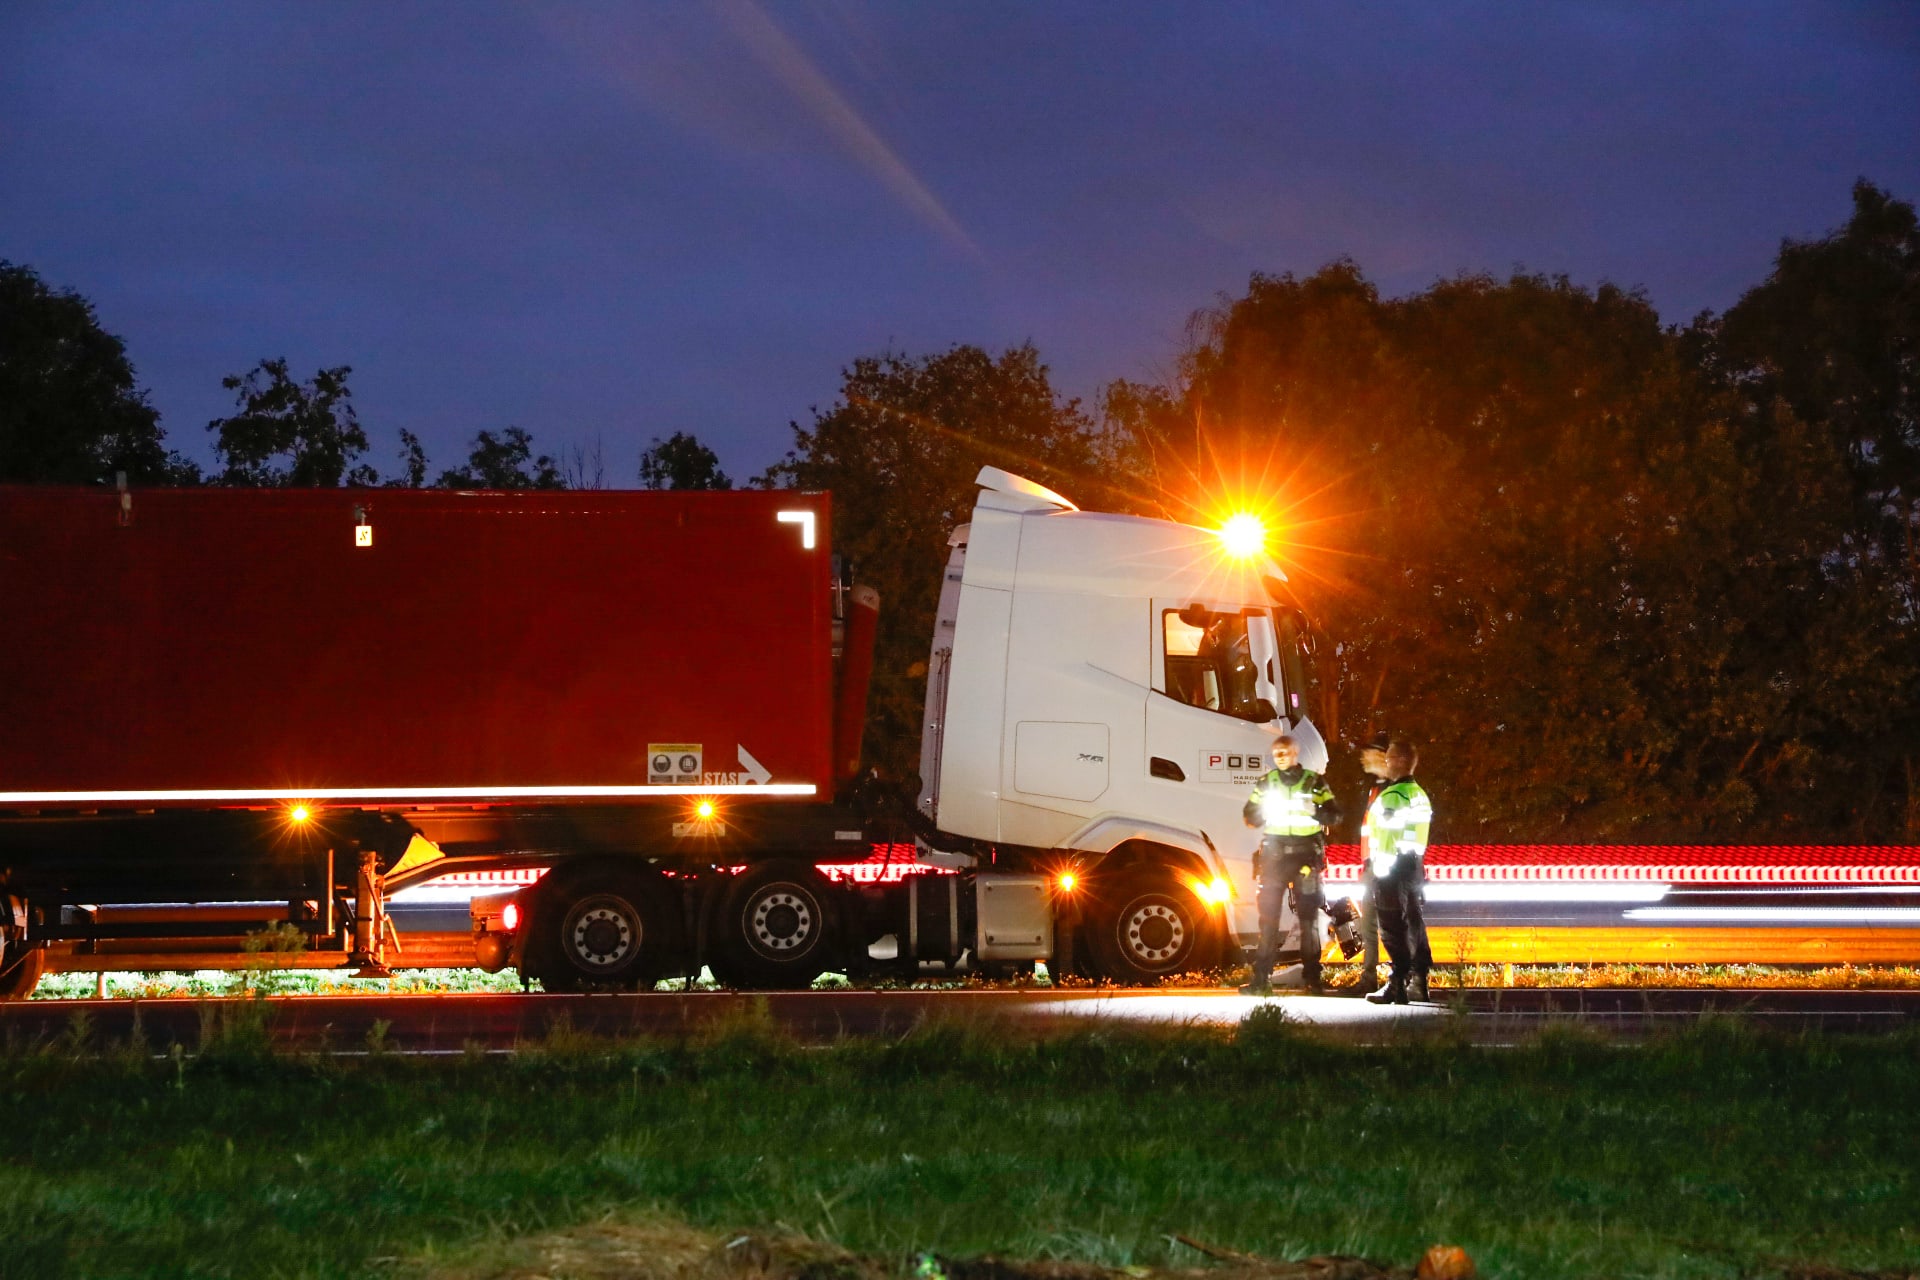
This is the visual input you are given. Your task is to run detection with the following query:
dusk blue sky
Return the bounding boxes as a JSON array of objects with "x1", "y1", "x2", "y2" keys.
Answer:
[{"x1": 4, "y1": 2, "x2": 1917, "y2": 483}]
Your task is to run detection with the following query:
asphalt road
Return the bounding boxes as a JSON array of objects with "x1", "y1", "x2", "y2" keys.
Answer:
[{"x1": 4, "y1": 987, "x2": 1915, "y2": 1052}]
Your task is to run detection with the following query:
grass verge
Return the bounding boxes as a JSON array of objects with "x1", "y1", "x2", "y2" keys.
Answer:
[
  {"x1": 1, "y1": 1007, "x2": 1916, "y2": 1279},
  {"x1": 25, "y1": 962, "x2": 1920, "y2": 1001}
]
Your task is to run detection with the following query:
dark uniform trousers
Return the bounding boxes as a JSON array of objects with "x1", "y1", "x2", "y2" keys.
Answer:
[
  {"x1": 1372, "y1": 855, "x2": 1431, "y2": 989},
  {"x1": 1254, "y1": 836, "x2": 1326, "y2": 987},
  {"x1": 1356, "y1": 866, "x2": 1380, "y2": 991}
]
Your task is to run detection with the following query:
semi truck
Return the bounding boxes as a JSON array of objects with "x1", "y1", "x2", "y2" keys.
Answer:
[{"x1": 0, "y1": 467, "x2": 1330, "y2": 997}]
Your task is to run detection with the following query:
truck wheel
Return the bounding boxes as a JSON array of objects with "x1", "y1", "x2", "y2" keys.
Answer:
[
  {"x1": 713, "y1": 861, "x2": 839, "y2": 990},
  {"x1": 1086, "y1": 872, "x2": 1203, "y2": 984},
  {"x1": 529, "y1": 872, "x2": 679, "y2": 993},
  {"x1": 0, "y1": 943, "x2": 45, "y2": 1001}
]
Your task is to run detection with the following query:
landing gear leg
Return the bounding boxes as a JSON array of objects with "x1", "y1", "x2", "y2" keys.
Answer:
[{"x1": 349, "y1": 848, "x2": 392, "y2": 978}]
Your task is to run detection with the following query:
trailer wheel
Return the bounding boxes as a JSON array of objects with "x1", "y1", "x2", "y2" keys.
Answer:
[
  {"x1": 0, "y1": 943, "x2": 45, "y2": 1001},
  {"x1": 713, "y1": 861, "x2": 839, "y2": 990},
  {"x1": 528, "y1": 872, "x2": 678, "y2": 993},
  {"x1": 1086, "y1": 872, "x2": 1203, "y2": 984}
]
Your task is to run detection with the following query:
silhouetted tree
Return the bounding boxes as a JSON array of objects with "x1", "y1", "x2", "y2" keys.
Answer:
[
  {"x1": 1719, "y1": 180, "x2": 1920, "y2": 574},
  {"x1": 639, "y1": 431, "x2": 732, "y2": 490},
  {"x1": 209, "y1": 359, "x2": 374, "y2": 486},
  {"x1": 0, "y1": 261, "x2": 191, "y2": 484},
  {"x1": 386, "y1": 428, "x2": 429, "y2": 487},
  {"x1": 1715, "y1": 180, "x2": 1920, "y2": 835},
  {"x1": 435, "y1": 427, "x2": 564, "y2": 490},
  {"x1": 566, "y1": 435, "x2": 608, "y2": 490}
]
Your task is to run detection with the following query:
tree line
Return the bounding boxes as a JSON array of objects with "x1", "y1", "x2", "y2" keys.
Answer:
[
  {"x1": 3, "y1": 181, "x2": 1914, "y2": 841},
  {"x1": 0, "y1": 286, "x2": 733, "y2": 493}
]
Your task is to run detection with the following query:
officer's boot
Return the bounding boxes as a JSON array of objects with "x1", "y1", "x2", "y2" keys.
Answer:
[
  {"x1": 1406, "y1": 969, "x2": 1431, "y2": 1003},
  {"x1": 1366, "y1": 976, "x2": 1406, "y2": 1005}
]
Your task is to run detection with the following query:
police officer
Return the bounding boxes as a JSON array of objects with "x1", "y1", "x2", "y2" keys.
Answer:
[
  {"x1": 1351, "y1": 732, "x2": 1391, "y2": 996},
  {"x1": 1364, "y1": 737, "x2": 1434, "y2": 1005},
  {"x1": 1241, "y1": 734, "x2": 1342, "y2": 995}
]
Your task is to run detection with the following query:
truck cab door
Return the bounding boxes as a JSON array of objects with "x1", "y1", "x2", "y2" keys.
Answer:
[{"x1": 1143, "y1": 602, "x2": 1287, "y2": 911}]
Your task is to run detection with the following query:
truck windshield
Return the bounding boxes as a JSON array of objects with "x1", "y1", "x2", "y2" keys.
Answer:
[{"x1": 1162, "y1": 610, "x2": 1267, "y2": 722}]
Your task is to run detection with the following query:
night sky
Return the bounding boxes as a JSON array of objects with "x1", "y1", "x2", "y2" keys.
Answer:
[{"x1": 5, "y1": 2, "x2": 1916, "y2": 483}]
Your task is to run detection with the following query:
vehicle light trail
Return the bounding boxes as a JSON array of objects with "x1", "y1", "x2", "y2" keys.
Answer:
[
  {"x1": 1322, "y1": 843, "x2": 1920, "y2": 885},
  {"x1": 1405, "y1": 883, "x2": 1673, "y2": 903},
  {"x1": 1624, "y1": 907, "x2": 1920, "y2": 923}
]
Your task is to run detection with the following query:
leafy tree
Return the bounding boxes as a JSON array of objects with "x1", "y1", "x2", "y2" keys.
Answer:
[
  {"x1": 0, "y1": 260, "x2": 189, "y2": 484},
  {"x1": 435, "y1": 427, "x2": 564, "y2": 490},
  {"x1": 762, "y1": 343, "x2": 1100, "y2": 778},
  {"x1": 1132, "y1": 255, "x2": 1896, "y2": 840},
  {"x1": 638, "y1": 431, "x2": 732, "y2": 490},
  {"x1": 387, "y1": 428, "x2": 429, "y2": 488},
  {"x1": 1714, "y1": 181, "x2": 1920, "y2": 835},
  {"x1": 209, "y1": 359, "x2": 375, "y2": 486},
  {"x1": 1718, "y1": 180, "x2": 1920, "y2": 568}
]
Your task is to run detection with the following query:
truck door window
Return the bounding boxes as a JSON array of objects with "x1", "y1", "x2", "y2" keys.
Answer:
[
  {"x1": 1272, "y1": 609, "x2": 1311, "y2": 722},
  {"x1": 1162, "y1": 610, "x2": 1265, "y2": 721},
  {"x1": 1246, "y1": 611, "x2": 1281, "y2": 712}
]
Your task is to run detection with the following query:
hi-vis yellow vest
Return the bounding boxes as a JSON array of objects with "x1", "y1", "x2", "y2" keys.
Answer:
[
  {"x1": 1364, "y1": 778, "x2": 1433, "y2": 876},
  {"x1": 1247, "y1": 768, "x2": 1334, "y2": 837}
]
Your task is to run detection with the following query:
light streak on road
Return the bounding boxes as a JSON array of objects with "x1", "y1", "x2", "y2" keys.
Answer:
[
  {"x1": 1624, "y1": 907, "x2": 1920, "y2": 924},
  {"x1": 1419, "y1": 882, "x2": 1672, "y2": 903}
]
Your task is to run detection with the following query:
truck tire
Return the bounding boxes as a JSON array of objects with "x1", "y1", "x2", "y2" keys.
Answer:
[
  {"x1": 527, "y1": 871, "x2": 680, "y2": 993},
  {"x1": 713, "y1": 861, "x2": 839, "y2": 990},
  {"x1": 0, "y1": 942, "x2": 45, "y2": 1001},
  {"x1": 1086, "y1": 871, "x2": 1203, "y2": 984}
]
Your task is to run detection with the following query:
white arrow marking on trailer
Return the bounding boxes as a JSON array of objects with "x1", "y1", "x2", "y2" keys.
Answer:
[{"x1": 738, "y1": 746, "x2": 773, "y2": 785}]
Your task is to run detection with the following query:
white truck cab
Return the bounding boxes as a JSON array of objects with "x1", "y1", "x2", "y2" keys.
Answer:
[{"x1": 918, "y1": 468, "x2": 1329, "y2": 976}]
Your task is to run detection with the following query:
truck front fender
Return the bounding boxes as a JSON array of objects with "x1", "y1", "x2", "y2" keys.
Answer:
[{"x1": 1059, "y1": 817, "x2": 1226, "y2": 879}]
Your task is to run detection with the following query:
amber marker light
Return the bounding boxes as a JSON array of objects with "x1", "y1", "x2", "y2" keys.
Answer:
[
  {"x1": 1217, "y1": 512, "x2": 1267, "y2": 559},
  {"x1": 1190, "y1": 876, "x2": 1233, "y2": 906},
  {"x1": 695, "y1": 798, "x2": 717, "y2": 821},
  {"x1": 1056, "y1": 871, "x2": 1078, "y2": 893},
  {"x1": 289, "y1": 804, "x2": 312, "y2": 824}
]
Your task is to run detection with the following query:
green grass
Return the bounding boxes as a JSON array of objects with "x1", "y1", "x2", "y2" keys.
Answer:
[
  {"x1": 27, "y1": 962, "x2": 1920, "y2": 1001},
  {"x1": 0, "y1": 1009, "x2": 1915, "y2": 1279},
  {"x1": 28, "y1": 967, "x2": 534, "y2": 1000}
]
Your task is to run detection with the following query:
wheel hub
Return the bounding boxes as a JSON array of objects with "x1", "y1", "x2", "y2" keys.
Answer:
[
  {"x1": 1121, "y1": 901, "x2": 1185, "y2": 965},
  {"x1": 749, "y1": 888, "x2": 815, "y2": 954},
  {"x1": 567, "y1": 902, "x2": 636, "y2": 969}
]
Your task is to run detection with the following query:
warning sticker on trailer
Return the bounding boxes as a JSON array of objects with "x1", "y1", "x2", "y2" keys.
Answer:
[{"x1": 647, "y1": 743, "x2": 703, "y2": 785}]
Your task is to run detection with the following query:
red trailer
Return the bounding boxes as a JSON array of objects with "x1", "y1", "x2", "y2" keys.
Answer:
[
  {"x1": 0, "y1": 485, "x2": 835, "y2": 800},
  {"x1": 0, "y1": 485, "x2": 892, "y2": 994}
]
